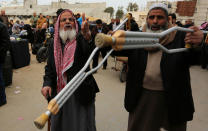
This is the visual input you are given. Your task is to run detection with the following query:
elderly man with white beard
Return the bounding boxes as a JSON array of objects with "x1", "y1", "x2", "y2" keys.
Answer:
[
  {"x1": 41, "y1": 9, "x2": 99, "y2": 131},
  {"x1": 111, "y1": 3, "x2": 205, "y2": 131}
]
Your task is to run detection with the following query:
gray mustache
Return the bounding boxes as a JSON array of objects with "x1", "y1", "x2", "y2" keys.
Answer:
[
  {"x1": 64, "y1": 24, "x2": 72, "y2": 28},
  {"x1": 151, "y1": 24, "x2": 160, "y2": 28}
]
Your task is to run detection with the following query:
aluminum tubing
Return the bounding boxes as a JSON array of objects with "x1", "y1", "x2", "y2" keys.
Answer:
[
  {"x1": 122, "y1": 44, "x2": 159, "y2": 50},
  {"x1": 124, "y1": 27, "x2": 194, "y2": 38},
  {"x1": 88, "y1": 49, "x2": 114, "y2": 74},
  {"x1": 160, "y1": 26, "x2": 194, "y2": 38},
  {"x1": 124, "y1": 27, "x2": 206, "y2": 39},
  {"x1": 53, "y1": 47, "x2": 99, "y2": 103},
  {"x1": 59, "y1": 49, "x2": 114, "y2": 107},
  {"x1": 124, "y1": 38, "x2": 159, "y2": 45},
  {"x1": 58, "y1": 73, "x2": 85, "y2": 107},
  {"x1": 125, "y1": 31, "x2": 161, "y2": 38},
  {"x1": 114, "y1": 18, "x2": 128, "y2": 31},
  {"x1": 157, "y1": 44, "x2": 189, "y2": 54}
]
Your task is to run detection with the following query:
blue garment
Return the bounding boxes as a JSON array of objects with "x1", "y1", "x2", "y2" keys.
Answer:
[
  {"x1": 77, "y1": 17, "x2": 86, "y2": 26},
  {"x1": 49, "y1": 27, "x2": 54, "y2": 34},
  {"x1": 77, "y1": 17, "x2": 83, "y2": 26},
  {"x1": 0, "y1": 64, "x2": 6, "y2": 105}
]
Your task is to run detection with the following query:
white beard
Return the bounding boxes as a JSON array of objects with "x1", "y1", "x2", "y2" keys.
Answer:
[
  {"x1": 59, "y1": 28, "x2": 76, "y2": 44},
  {"x1": 146, "y1": 22, "x2": 168, "y2": 33},
  {"x1": 146, "y1": 25, "x2": 165, "y2": 33}
]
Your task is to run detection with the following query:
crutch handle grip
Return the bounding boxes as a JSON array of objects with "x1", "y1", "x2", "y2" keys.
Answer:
[
  {"x1": 95, "y1": 33, "x2": 115, "y2": 48},
  {"x1": 47, "y1": 99, "x2": 59, "y2": 115},
  {"x1": 95, "y1": 30, "x2": 126, "y2": 49},
  {"x1": 34, "y1": 113, "x2": 49, "y2": 129},
  {"x1": 34, "y1": 99, "x2": 59, "y2": 129}
]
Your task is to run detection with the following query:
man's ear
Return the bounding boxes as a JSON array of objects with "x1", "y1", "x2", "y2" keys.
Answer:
[
  {"x1": 168, "y1": 16, "x2": 172, "y2": 24},
  {"x1": 146, "y1": 15, "x2": 148, "y2": 21}
]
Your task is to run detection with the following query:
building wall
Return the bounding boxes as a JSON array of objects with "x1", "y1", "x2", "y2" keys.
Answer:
[
  {"x1": 24, "y1": 0, "x2": 37, "y2": 9},
  {"x1": 172, "y1": 0, "x2": 208, "y2": 26},
  {"x1": 194, "y1": 0, "x2": 208, "y2": 26},
  {"x1": 0, "y1": 1, "x2": 110, "y2": 23},
  {"x1": 129, "y1": 11, "x2": 148, "y2": 27}
]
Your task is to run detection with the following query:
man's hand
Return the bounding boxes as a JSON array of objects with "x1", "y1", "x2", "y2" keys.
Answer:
[
  {"x1": 107, "y1": 30, "x2": 114, "y2": 35},
  {"x1": 184, "y1": 26, "x2": 204, "y2": 45},
  {"x1": 41, "y1": 86, "x2": 52, "y2": 100},
  {"x1": 81, "y1": 20, "x2": 91, "y2": 41}
]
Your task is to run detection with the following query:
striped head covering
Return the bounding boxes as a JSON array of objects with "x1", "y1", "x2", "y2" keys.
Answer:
[{"x1": 54, "y1": 9, "x2": 79, "y2": 92}]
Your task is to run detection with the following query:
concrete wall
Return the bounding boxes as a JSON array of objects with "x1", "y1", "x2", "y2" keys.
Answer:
[
  {"x1": 0, "y1": 1, "x2": 110, "y2": 23},
  {"x1": 129, "y1": 11, "x2": 148, "y2": 27},
  {"x1": 194, "y1": 0, "x2": 208, "y2": 26}
]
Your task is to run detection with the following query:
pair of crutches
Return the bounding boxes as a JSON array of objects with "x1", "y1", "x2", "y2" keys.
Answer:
[{"x1": 34, "y1": 16, "x2": 207, "y2": 129}]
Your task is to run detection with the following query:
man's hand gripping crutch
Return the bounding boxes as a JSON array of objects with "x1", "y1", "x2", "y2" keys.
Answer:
[{"x1": 33, "y1": 15, "x2": 130, "y2": 129}]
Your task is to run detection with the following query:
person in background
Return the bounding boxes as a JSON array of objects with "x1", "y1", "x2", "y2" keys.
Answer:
[
  {"x1": 168, "y1": 13, "x2": 177, "y2": 26},
  {"x1": 77, "y1": 13, "x2": 86, "y2": 27},
  {"x1": 125, "y1": 13, "x2": 140, "y2": 31},
  {"x1": 0, "y1": 21, "x2": 10, "y2": 106},
  {"x1": 184, "y1": 19, "x2": 194, "y2": 28},
  {"x1": 30, "y1": 12, "x2": 38, "y2": 28},
  {"x1": 9, "y1": 19, "x2": 14, "y2": 27},
  {"x1": 108, "y1": 19, "x2": 116, "y2": 31},
  {"x1": 53, "y1": 17, "x2": 58, "y2": 25},
  {"x1": 46, "y1": 15, "x2": 50, "y2": 28},
  {"x1": 75, "y1": 13, "x2": 81, "y2": 20},
  {"x1": 36, "y1": 23, "x2": 48, "y2": 44},
  {"x1": 176, "y1": 21, "x2": 183, "y2": 27},
  {"x1": 37, "y1": 13, "x2": 47, "y2": 30},
  {"x1": 8, "y1": 22, "x2": 13, "y2": 35},
  {"x1": 92, "y1": 19, "x2": 109, "y2": 71},
  {"x1": 12, "y1": 21, "x2": 20, "y2": 35},
  {"x1": 0, "y1": 10, "x2": 9, "y2": 28},
  {"x1": 56, "y1": 8, "x2": 65, "y2": 17},
  {"x1": 20, "y1": 21, "x2": 24, "y2": 28}
]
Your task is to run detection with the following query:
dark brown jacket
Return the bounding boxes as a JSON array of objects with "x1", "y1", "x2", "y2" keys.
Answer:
[{"x1": 113, "y1": 31, "x2": 203, "y2": 124}]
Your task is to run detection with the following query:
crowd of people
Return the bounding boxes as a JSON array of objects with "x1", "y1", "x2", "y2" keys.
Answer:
[{"x1": 0, "y1": 3, "x2": 208, "y2": 131}]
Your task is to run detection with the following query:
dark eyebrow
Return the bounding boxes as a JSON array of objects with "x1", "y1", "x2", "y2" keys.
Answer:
[{"x1": 148, "y1": 15, "x2": 165, "y2": 19}]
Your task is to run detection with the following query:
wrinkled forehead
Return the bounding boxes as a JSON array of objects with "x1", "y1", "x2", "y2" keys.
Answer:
[
  {"x1": 60, "y1": 12, "x2": 73, "y2": 19},
  {"x1": 147, "y1": 9, "x2": 168, "y2": 20}
]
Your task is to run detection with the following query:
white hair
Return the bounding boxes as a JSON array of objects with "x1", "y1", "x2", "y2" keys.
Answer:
[
  {"x1": 149, "y1": 3, "x2": 168, "y2": 14},
  {"x1": 146, "y1": 21, "x2": 169, "y2": 33},
  {"x1": 146, "y1": 24, "x2": 166, "y2": 33},
  {"x1": 59, "y1": 28, "x2": 76, "y2": 44}
]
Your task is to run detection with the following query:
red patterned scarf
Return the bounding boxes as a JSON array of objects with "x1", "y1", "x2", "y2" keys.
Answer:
[{"x1": 54, "y1": 9, "x2": 79, "y2": 92}]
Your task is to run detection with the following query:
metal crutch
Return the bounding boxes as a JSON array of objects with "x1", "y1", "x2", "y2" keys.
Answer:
[{"x1": 95, "y1": 26, "x2": 208, "y2": 53}]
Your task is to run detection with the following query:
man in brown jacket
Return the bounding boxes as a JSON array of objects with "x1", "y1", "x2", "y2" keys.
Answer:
[{"x1": 37, "y1": 13, "x2": 47, "y2": 29}]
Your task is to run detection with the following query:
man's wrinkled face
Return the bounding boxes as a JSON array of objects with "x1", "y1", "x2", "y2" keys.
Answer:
[
  {"x1": 60, "y1": 12, "x2": 75, "y2": 31},
  {"x1": 147, "y1": 9, "x2": 168, "y2": 31}
]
